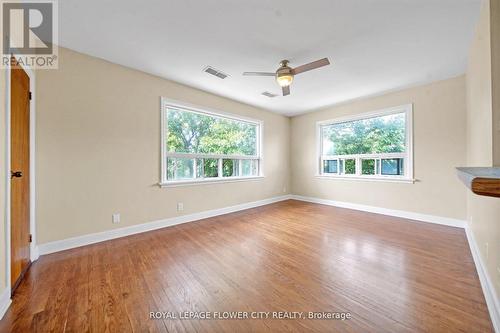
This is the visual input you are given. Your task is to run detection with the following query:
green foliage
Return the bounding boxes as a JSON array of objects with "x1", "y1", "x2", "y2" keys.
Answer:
[
  {"x1": 361, "y1": 159, "x2": 376, "y2": 175},
  {"x1": 323, "y1": 113, "x2": 405, "y2": 155},
  {"x1": 167, "y1": 109, "x2": 256, "y2": 156},
  {"x1": 344, "y1": 159, "x2": 355, "y2": 174},
  {"x1": 202, "y1": 159, "x2": 218, "y2": 177},
  {"x1": 222, "y1": 159, "x2": 237, "y2": 177}
]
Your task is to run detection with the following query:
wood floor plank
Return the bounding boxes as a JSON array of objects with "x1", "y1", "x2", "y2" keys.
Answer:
[{"x1": 0, "y1": 200, "x2": 493, "y2": 332}]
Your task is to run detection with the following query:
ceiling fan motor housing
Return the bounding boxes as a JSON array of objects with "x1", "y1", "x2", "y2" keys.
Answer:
[{"x1": 276, "y1": 60, "x2": 294, "y2": 87}]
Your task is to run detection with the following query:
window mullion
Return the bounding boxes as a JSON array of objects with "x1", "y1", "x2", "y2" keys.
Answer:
[
  {"x1": 193, "y1": 158, "x2": 197, "y2": 179},
  {"x1": 201, "y1": 158, "x2": 205, "y2": 179},
  {"x1": 166, "y1": 152, "x2": 259, "y2": 160}
]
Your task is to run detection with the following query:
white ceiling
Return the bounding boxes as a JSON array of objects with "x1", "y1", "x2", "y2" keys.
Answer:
[{"x1": 59, "y1": 0, "x2": 481, "y2": 116}]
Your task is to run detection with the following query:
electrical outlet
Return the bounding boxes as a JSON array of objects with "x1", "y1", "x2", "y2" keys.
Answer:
[
  {"x1": 112, "y1": 213, "x2": 120, "y2": 224},
  {"x1": 177, "y1": 202, "x2": 184, "y2": 212},
  {"x1": 282, "y1": 186, "x2": 287, "y2": 193}
]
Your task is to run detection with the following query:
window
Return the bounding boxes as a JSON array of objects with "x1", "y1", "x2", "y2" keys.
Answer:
[
  {"x1": 317, "y1": 104, "x2": 413, "y2": 182},
  {"x1": 161, "y1": 98, "x2": 262, "y2": 185}
]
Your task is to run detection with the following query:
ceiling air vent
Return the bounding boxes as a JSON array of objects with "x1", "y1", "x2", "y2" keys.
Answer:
[
  {"x1": 262, "y1": 91, "x2": 278, "y2": 98},
  {"x1": 203, "y1": 66, "x2": 229, "y2": 79}
]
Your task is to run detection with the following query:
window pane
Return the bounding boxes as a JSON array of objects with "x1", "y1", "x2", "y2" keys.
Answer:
[
  {"x1": 343, "y1": 159, "x2": 356, "y2": 174},
  {"x1": 167, "y1": 158, "x2": 194, "y2": 180},
  {"x1": 241, "y1": 159, "x2": 257, "y2": 177},
  {"x1": 167, "y1": 108, "x2": 257, "y2": 156},
  {"x1": 361, "y1": 159, "x2": 375, "y2": 175},
  {"x1": 323, "y1": 160, "x2": 338, "y2": 173},
  {"x1": 322, "y1": 112, "x2": 406, "y2": 155},
  {"x1": 222, "y1": 159, "x2": 239, "y2": 177},
  {"x1": 203, "y1": 158, "x2": 218, "y2": 178},
  {"x1": 381, "y1": 158, "x2": 404, "y2": 175}
]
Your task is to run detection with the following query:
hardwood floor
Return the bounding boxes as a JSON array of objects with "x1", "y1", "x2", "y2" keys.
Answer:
[{"x1": 0, "y1": 200, "x2": 493, "y2": 332}]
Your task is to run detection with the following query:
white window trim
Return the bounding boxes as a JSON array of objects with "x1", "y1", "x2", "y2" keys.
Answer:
[
  {"x1": 316, "y1": 104, "x2": 414, "y2": 183},
  {"x1": 159, "y1": 97, "x2": 264, "y2": 187}
]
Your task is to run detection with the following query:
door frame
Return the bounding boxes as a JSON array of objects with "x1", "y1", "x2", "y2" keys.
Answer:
[{"x1": 4, "y1": 56, "x2": 37, "y2": 296}]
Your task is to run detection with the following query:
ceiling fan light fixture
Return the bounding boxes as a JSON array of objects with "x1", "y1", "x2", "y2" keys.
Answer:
[{"x1": 276, "y1": 73, "x2": 293, "y2": 87}]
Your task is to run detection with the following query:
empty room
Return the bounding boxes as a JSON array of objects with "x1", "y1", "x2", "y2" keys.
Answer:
[{"x1": 0, "y1": 0, "x2": 499, "y2": 332}]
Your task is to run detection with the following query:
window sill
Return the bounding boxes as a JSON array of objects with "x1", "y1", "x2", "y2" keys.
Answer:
[
  {"x1": 315, "y1": 175, "x2": 415, "y2": 184},
  {"x1": 159, "y1": 176, "x2": 265, "y2": 188}
]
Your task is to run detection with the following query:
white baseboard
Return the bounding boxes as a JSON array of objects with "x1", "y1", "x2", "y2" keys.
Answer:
[
  {"x1": 30, "y1": 243, "x2": 39, "y2": 262},
  {"x1": 38, "y1": 195, "x2": 292, "y2": 255},
  {"x1": 290, "y1": 195, "x2": 466, "y2": 228},
  {"x1": 465, "y1": 226, "x2": 500, "y2": 332},
  {"x1": 0, "y1": 287, "x2": 11, "y2": 320}
]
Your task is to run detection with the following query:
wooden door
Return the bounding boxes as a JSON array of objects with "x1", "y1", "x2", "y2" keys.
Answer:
[{"x1": 10, "y1": 62, "x2": 31, "y2": 293}]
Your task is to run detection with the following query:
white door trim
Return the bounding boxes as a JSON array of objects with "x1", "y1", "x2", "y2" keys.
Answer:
[{"x1": 4, "y1": 56, "x2": 38, "y2": 301}]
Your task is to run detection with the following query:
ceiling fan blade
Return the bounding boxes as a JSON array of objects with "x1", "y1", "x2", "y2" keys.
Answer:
[
  {"x1": 242, "y1": 72, "x2": 275, "y2": 76},
  {"x1": 282, "y1": 85, "x2": 290, "y2": 96},
  {"x1": 292, "y1": 58, "x2": 330, "y2": 75}
]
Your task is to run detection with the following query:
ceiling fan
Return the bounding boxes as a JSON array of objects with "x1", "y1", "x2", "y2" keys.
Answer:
[{"x1": 243, "y1": 58, "x2": 330, "y2": 96}]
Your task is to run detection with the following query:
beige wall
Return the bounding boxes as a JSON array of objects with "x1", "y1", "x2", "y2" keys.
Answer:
[
  {"x1": 291, "y1": 76, "x2": 468, "y2": 220},
  {"x1": 467, "y1": 0, "x2": 493, "y2": 166},
  {"x1": 0, "y1": 68, "x2": 6, "y2": 292},
  {"x1": 35, "y1": 47, "x2": 290, "y2": 244},
  {"x1": 466, "y1": 0, "x2": 500, "y2": 299}
]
